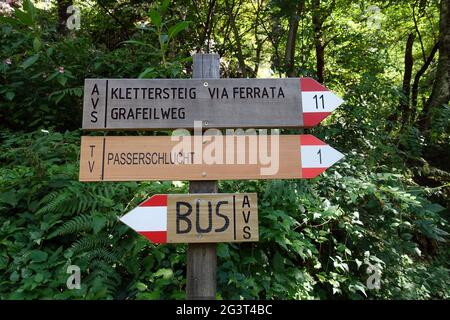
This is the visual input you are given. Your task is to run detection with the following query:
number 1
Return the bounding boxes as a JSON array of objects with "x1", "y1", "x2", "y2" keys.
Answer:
[{"x1": 317, "y1": 149, "x2": 322, "y2": 164}]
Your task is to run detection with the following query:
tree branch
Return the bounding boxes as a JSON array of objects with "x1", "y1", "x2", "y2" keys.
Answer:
[
  {"x1": 411, "y1": 41, "x2": 440, "y2": 120},
  {"x1": 412, "y1": 2, "x2": 427, "y2": 63}
]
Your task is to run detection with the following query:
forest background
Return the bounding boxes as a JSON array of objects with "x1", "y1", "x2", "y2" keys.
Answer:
[{"x1": 0, "y1": 0, "x2": 449, "y2": 299}]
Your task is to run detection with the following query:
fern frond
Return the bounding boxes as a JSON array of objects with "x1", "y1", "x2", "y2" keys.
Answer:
[
  {"x1": 37, "y1": 189, "x2": 72, "y2": 214},
  {"x1": 87, "y1": 248, "x2": 120, "y2": 263},
  {"x1": 52, "y1": 213, "x2": 92, "y2": 235},
  {"x1": 65, "y1": 186, "x2": 98, "y2": 214},
  {"x1": 86, "y1": 260, "x2": 121, "y2": 297},
  {"x1": 70, "y1": 235, "x2": 110, "y2": 255},
  {"x1": 90, "y1": 259, "x2": 112, "y2": 271}
]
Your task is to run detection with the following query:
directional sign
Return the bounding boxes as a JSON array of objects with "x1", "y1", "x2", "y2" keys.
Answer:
[
  {"x1": 119, "y1": 193, "x2": 258, "y2": 243},
  {"x1": 82, "y1": 78, "x2": 343, "y2": 130},
  {"x1": 79, "y1": 134, "x2": 344, "y2": 181}
]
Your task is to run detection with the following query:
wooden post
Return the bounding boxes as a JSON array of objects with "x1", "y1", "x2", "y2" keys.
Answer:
[{"x1": 186, "y1": 53, "x2": 220, "y2": 300}]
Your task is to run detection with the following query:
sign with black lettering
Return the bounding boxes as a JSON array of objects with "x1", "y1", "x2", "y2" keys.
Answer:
[
  {"x1": 79, "y1": 135, "x2": 344, "y2": 181},
  {"x1": 118, "y1": 194, "x2": 258, "y2": 243},
  {"x1": 82, "y1": 78, "x2": 343, "y2": 130}
]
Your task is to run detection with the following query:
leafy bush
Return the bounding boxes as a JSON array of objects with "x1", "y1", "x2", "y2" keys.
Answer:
[
  {"x1": 0, "y1": 130, "x2": 189, "y2": 299},
  {"x1": 0, "y1": 129, "x2": 448, "y2": 300},
  {"x1": 0, "y1": 0, "x2": 190, "y2": 131}
]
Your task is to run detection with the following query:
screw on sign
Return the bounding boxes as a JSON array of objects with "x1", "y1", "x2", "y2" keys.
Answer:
[{"x1": 119, "y1": 194, "x2": 258, "y2": 243}]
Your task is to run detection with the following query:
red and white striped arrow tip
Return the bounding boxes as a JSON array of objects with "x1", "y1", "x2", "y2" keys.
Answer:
[
  {"x1": 300, "y1": 78, "x2": 344, "y2": 127},
  {"x1": 119, "y1": 195, "x2": 168, "y2": 244},
  {"x1": 300, "y1": 135, "x2": 344, "y2": 178}
]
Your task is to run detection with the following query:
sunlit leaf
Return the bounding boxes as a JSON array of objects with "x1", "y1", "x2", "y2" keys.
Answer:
[
  {"x1": 168, "y1": 21, "x2": 189, "y2": 39},
  {"x1": 148, "y1": 9, "x2": 161, "y2": 27}
]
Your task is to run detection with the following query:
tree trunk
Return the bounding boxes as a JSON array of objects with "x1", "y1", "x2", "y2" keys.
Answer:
[
  {"x1": 411, "y1": 41, "x2": 439, "y2": 122},
  {"x1": 312, "y1": 0, "x2": 325, "y2": 83},
  {"x1": 400, "y1": 33, "x2": 415, "y2": 125},
  {"x1": 57, "y1": 0, "x2": 73, "y2": 35},
  {"x1": 285, "y1": 1, "x2": 304, "y2": 77},
  {"x1": 252, "y1": 0, "x2": 265, "y2": 77},
  {"x1": 254, "y1": 42, "x2": 262, "y2": 77},
  {"x1": 225, "y1": 0, "x2": 247, "y2": 77},
  {"x1": 270, "y1": 19, "x2": 283, "y2": 77},
  {"x1": 196, "y1": 0, "x2": 216, "y2": 52},
  {"x1": 421, "y1": 0, "x2": 450, "y2": 130}
]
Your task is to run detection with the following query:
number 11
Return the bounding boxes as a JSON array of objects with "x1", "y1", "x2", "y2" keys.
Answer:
[{"x1": 313, "y1": 94, "x2": 325, "y2": 109}]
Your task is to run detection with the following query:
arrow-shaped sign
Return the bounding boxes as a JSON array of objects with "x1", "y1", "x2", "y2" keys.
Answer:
[
  {"x1": 300, "y1": 78, "x2": 344, "y2": 127},
  {"x1": 119, "y1": 193, "x2": 259, "y2": 244},
  {"x1": 299, "y1": 135, "x2": 345, "y2": 178},
  {"x1": 82, "y1": 78, "x2": 343, "y2": 130},
  {"x1": 79, "y1": 134, "x2": 344, "y2": 181}
]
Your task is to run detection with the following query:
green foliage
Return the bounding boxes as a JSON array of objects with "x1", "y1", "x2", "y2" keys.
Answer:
[
  {"x1": 0, "y1": 130, "x2": 186, "y2": 299},
  {"x1": 216, "y1": 161, "x2": 450, "y2": 299},
  {"x1": 0, "y1": 4, "x2": 88, "y2": 130},
  {"x1": 124, "y1": 0, "x2": 191, "y2": 78},
  {"x1": 0, "y1": 130, "x2": 448, "y2": 300},
  {"x1": 0, "y1": 0, "x2": 189, "y2": 130}
]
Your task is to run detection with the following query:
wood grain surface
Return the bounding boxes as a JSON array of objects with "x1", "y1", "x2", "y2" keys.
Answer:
[{"x1": 79, "y1": 135, "x2": 302, "y2": 181}]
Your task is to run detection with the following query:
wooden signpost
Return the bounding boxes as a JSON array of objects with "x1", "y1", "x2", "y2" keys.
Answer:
[
  {"x1": 79, "y1": 53, "x2": 345, "y2": 300},
  {"x1": 82, "y1": 77, "x2": 343, "y2": 130},
  {"x1": 79, "y1": 134, "x2": 344, "y2": 181},
  {"x1": 187, "y1": 54, "x2": 220, "y2": 300},
  {"x1": 119, "y1": 193, "x2": 258, "y2": 244}
]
